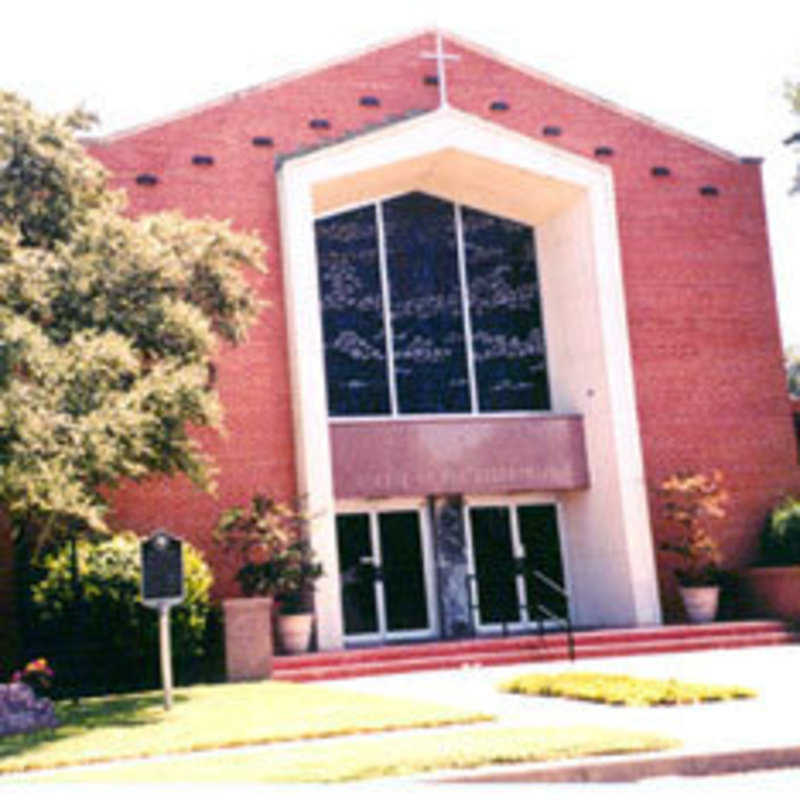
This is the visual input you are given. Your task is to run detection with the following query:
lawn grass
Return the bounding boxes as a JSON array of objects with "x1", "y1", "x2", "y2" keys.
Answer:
[
  {"x1": 15, "y1": 725, "x2": 679, "y2": 783},
  {"x1": 0, "y1": 680, "x2": 492, "y2": 775},
  {"x1": 500, "y1": 672, "x2": 757, "y2": 706}
]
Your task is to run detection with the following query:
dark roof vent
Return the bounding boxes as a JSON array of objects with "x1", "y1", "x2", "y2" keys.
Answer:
[
  {"x1": 191, "y1": 155, "x2": 214, "y2": 166},
  {"x1": 359, "y1": 95, "x2": 380, "y2": 107},
  {"x1": 542, "y1": 125, "x2": 562, "y2": 137},
  {"x1": 423, "y1": 74, "x2": 439, "y2": 86},
  {"x1": 489, "y1": 100, "x2": 510, "y2": 111},
  {"x1": 594, "y1": 146, "x2": 614, "y2": 157},
  {"x1": 135, "y1": 173, "x2": 158, "y2": 186},
  {"x1": 651, "y1": 166, "x2": 671, "y2": 177},
  {"x1": 251, "y1": 136, "x2": 274, "y2": 147},
  {"x1": 699, "y1": 185, "x2": 719, "y2": 196},
  {"x1": 309, "y1": 119, "x2": 331, "y2": 130}
]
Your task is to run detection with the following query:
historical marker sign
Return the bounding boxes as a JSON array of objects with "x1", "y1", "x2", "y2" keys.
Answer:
[
  {"x1": 141, "y1": 530, "x2": 184, "y2": 606},
  {"x1": 140, "y1": 530, "x2": 183, "y2": 710}
]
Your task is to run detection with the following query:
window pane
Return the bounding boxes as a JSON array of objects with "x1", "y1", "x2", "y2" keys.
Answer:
[
  {"x1": 462, "y1": 207, "x2": 550, "y2": 411},
  {"x1": 517, "y1": 504, "x2": 567, "y2": 619},
  {"x1": 336, "y1": 514, "x2": 378, "y2": 635},
  {"x1": 383, "y1": 193, "x2": 470, "y2": 414},
  {"x1": 315, "y1": 207, "x2": 390, "y2": 416},
  {"x1": 378, "y1": 511, "x2": 429, "y2": 631},
  {"x1": 469, "y1": 506, "x2": 520, "y2": 624}
]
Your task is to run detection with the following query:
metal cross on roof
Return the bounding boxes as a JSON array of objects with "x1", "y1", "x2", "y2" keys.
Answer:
[{"x1": 420, "y1": 32, "x2": 460, "y2": 109}]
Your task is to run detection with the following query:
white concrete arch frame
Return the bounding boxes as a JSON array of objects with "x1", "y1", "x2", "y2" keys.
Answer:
[{"x1": 278, "y1": 105, "x2": 662, "y2": 650}]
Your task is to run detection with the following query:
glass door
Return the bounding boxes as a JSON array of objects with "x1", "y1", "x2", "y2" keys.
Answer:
[
  {"x1": 336, "y1": 508, "x2": 435, "y2": 643},
  {"x1": 468, "y1": 506, "x2": 521, "y2": 626},
  {"x1": 518, "y1": 505, "x2": 568, "y2": 623},
  {"x1": 465, "y1": 502, "x2": 567, "y2": 633}
]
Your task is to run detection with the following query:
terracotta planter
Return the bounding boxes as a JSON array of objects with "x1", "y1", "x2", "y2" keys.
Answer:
[
  {"x1": 678, "y1": 585, "x2": 719, "y2": 623},
  {"x1": 277, "y1": 612, "x2": 314, "y2": 654},
  {"x1": 744, "y1": 566, "x2": 800, "y2": 620},
  {"x1": 223, "y1": 597, "x2": 273, "y2": 681}
]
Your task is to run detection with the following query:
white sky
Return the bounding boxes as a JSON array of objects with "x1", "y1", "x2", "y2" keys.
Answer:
[{"x1": 4, "y1": 0, "x2": 799, "y2": 346}]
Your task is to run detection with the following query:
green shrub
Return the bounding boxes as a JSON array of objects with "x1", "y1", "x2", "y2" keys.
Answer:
[
  {"x1": 29, "y1": 532, "x2": 217, "y2": 696},
  {"x1": 761, "y1": 497, "x2": 800, "y2": 566}
]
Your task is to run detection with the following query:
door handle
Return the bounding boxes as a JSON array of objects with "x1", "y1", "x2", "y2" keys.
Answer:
[{"x1": 357, "y1": 557, "x2": 383, "y2": 582}]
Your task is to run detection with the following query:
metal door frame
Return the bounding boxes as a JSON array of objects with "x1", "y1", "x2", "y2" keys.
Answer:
[
  {"x1": 463, "y1": 495, "x2": 568, "y2": 635},
  {"x1": 336, "y1": 500, "x2": 438, "y2": 645}
]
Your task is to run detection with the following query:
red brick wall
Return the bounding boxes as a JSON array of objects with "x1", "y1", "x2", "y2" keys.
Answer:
[{"x1": 87, "y1": 33, "x2": 800, "y2": 611}]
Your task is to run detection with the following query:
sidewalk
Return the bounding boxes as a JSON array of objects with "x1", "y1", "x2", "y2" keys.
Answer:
[{"x1": 320, "y1": 643, "x2": 800, "y2": 782}]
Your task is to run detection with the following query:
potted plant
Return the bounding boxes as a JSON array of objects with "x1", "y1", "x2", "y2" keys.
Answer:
[
  {"x1": 215, "y1": 494, "x2": 323, "y2": 661},
  {"x1": 270, "y1": 535, "x2": 323, "y2": 654},
  {"x1": 743, "y1": 496, "x2": 800, "y2": 620},
  {"x1": 657, "y1": 470, "x2": 728, "y2": 623}
]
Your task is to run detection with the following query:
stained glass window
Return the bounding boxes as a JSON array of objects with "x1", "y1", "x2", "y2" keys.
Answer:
[
  {"x1": 315, "y1": 206, "x2": 390, "y2": 416},
  {"x1": 383, "y1": 193, "x2": 470, "y2": 413},
  {"x1": 462, "y1": 206, "x2": 550, "y2": 411},
  {"x1": 315, "y1": 192, "x2": 550, "y2": 417}
]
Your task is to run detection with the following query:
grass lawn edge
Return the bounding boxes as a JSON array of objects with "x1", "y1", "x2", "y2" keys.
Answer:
[
  {"x1": 7, "y1": 725, "x2": 682, "y2": 784},
  {"x1": 0, "y1": 680, "x2": 495, "y2": 776}
]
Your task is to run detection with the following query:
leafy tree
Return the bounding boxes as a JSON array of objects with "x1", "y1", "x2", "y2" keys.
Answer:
[
  {"x1": 786, "y1": 347, "x2": 800, "y2": 399},
  {"x1": 786, "y1": 81, "x2": 800, "y2": 194},
  {"x1": 0, "y1": 92, "x2": 266, "y2": 549}
]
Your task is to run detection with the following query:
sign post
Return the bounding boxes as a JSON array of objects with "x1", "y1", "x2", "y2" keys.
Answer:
[{"x1": 140, "y1": 530, "x2": 184, "y2": 711}]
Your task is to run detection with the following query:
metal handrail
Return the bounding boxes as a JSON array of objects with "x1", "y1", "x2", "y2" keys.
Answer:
[
  {"x1": 530, "y1": 568, "x2": 567, "y2": 596},
  {"x1": 465, "y1": 568, "x2": 575, "y2": 661},
  {"x1": 526, "y1": 568, "x2": 575, "y2": 661}
]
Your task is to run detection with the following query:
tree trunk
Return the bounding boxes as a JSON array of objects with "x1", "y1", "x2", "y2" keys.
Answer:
[{"x1": 69, "y1": 532, "x2": 84, "y2": 702}]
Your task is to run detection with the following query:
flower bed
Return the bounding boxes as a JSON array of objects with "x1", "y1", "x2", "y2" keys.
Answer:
[
  {"x1": 500, "y1": 672, "x2": 756, "y2": 706},
  {"x1": 0, "y1": 683, "x2": 58, "y2": 738}
]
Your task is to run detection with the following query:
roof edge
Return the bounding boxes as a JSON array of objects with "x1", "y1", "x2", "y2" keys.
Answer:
[
  {"x1": 87, "y1": 26, "x2": 742, "y2": 164},
  {"x1": 442, "y1": 30, "x2": 742, "y2": 164},
  {"x1": 87, "y1": 27, "x2": 436, "y2": 145}
]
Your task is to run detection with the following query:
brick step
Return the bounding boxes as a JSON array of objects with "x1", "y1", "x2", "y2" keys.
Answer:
[
  {"x1": 274, "y1": 648, "x2": 571, "y2": 682},
  {"x1": 560, "y1": 619, "x2": 789, "y2": 646},
  {"x1": 272, "y1": 625, "x2": 799, "y2": 682},
  {"x1": 275, "y1": 632, "x2": 571, "y2": 669},
  {"x1": 573, "y1": 630, "x2": 799, "y2": 661},
  {"x1": 273, "y1": 620, "x2": 792, "y2": 671}
]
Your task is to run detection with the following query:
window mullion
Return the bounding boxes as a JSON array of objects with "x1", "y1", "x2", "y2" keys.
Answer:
[
  {"x1": 375, "y1": 201, "x2": 399, "y2": 416},
  {"x1": 454, "y1": 203, "x2": 479, "y2": 414}
]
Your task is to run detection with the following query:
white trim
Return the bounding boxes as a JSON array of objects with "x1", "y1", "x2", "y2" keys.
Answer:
[
  {"x1": 279, "y1": 105, "x2": 663, "y2": 644},
  {"x1": 278, "y1": 158, "x2": 344, "y2": 651},
  {"x1": 586, "y1": 173, "x2": 663, "y2": 625}
]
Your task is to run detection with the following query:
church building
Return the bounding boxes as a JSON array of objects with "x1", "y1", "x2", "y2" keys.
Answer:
[{"x1": 84, "y1": 31, "x2": 798, "y2": 651}]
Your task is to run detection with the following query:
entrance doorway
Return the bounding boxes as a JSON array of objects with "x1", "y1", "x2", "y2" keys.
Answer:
[
  {"x1": 335, "y1": 508, "x2": 437, "y2": 643},
  {"x1": 464, "y1": 502, "x2": 568, "y2": 633}
]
